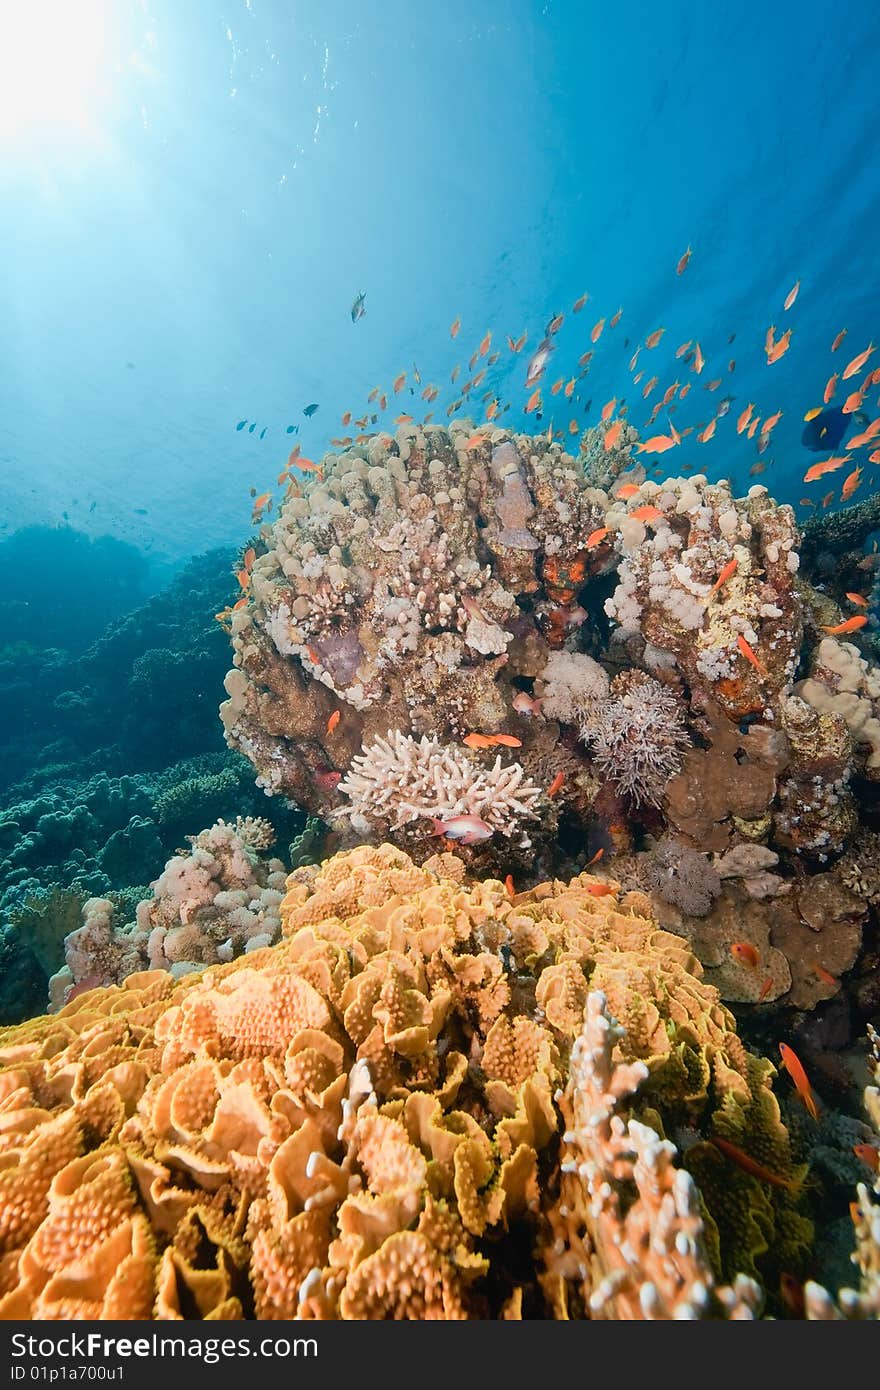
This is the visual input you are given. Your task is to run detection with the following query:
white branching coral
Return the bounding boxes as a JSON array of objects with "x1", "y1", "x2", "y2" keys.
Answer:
[
  {"x1": 580, "y1": 671, "x2": 690, "y2": 806},
  {"x1": 556, "y1": 991, "x2": 762, "y2": 1319},
  {"x1": 336, "y1": 730, "x2": 543, "y2": 839}
]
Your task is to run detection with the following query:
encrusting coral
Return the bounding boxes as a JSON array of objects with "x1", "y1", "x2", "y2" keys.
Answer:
[
  {"x1": 0, "y1": 843, "x2": 818, "y2": 1320},
  {"x1": 48, "y1": 819, "x2": 288, "y2": 1007}
]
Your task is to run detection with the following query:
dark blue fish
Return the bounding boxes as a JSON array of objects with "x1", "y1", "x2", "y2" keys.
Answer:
[
  {"x1": 259, "y1": 427, "x2": 267, "y2": 440},
  {"x1": 303, "y1": 403, "x2": 319, "y2": 418},
  {"x1": 236, "y1": 419, "x2": 247, "y2": 431},
  {"x1": 351, "y1": 291, "x2": 366, "y2": 323},
  {"x1": 134, "y1": 508, "x2": 148, "y2": 515},
  {"x1": 248, "y1": 423, "x2": 256, "y2": 434},
  {"x1": 286, "y1": 424, "x2": 298, "y2": 435},
  {"x1": 802, "y1": 407, "x2": 869, "y2": 452}
]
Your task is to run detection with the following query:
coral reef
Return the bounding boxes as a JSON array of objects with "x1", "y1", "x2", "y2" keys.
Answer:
[
  {"x1": 49, "y1": 820, "x2": 289, "y2": 1006},
  {"x1": 335, "y1": 730, "x2": 545, "y2": 861},
  {"x1": 219, "y1": 424, "x2": 876, "y2": 895},
  {"x1": 219, "y1": 423, "x2": 615, "y2": 856},
  {"x1": 806, "y1": 1025, "x2": 880, "y2": 1318},
  {"x1": 579, "y1": 670, "x2": 690, "y2": 806},
  {"x1": 545, "y1": 992, "x2": 761, "y2": 1317},
  {"x1": 0, "y1": 844, "x2": 815, "y2": 1320},
  {"x1": 0, "y1": 753, "x2": 303, "y2": 1025}
]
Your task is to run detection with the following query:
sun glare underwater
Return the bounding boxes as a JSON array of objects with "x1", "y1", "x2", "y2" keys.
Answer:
[{"x1": 1, "y1": 0, "x2": 880, "y2": 1324}]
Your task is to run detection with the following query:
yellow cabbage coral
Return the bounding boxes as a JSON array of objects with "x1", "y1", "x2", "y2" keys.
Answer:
[{"x1": 0, "y1": 844, "x2": 807, "y2": 1320}]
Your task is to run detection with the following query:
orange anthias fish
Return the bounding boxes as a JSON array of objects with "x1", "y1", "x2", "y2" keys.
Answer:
[
  {"x1": 842, "y1": 342, "x2": 875, "y2": 379},
  {"x1": 564, "y1": 378, "x2": 576, "y2": 398},
  {"x1": 810, "y1": 962, "x2": 839, "y2": 988},
  {"x1": 235, "y1": 569, "x2": 250, "y2": 590},
  {"x1": 697, "y1": 418, "x2": 717, "y2": 443},
  {"x1": 848, "y1": 418, "x2": 880, "y2": 448},
  {"x1": 601, "y1": 397, "x2": 617, "y2": 422},
  {"x1": 393, "y1": 372, "x2": 406, "y2": 393},
  {"x1": 479, "y1": 331, "x2": 492, "y2": 356},
  {"x1": 616, "y1": 482, "x2": 641, "y2": 499},
  {"x1": 803, "y1": 454, "x2": 850, "y2": 483},
  {"x1": 641, "y1": 376, "x2": 658, "y2": 398},
  {"x1": 758, "y1": 977, "x2": 774, "y2": 1002},
  {"x1": 293, "y1": 455, "x2": 323, "y2": 474},
  {"x1": 243, "y1": 547, "x2": 256, "y2": 571},
  {"x1": 463, "y1": 732, "x2": 493, "y2": 750},
  {"x1": 675, "y1": 339, "x2": 693, "y2": 359},
  {"x1": 326, "y1": 710, "x2": 341, "y2": 735},
  {"x1": 591, "y1": 317, "x2": 605, "y2": 344},
  {"x1": 853, "y1": 1144, "x2": 880, "y2": 1173},
  {"x1": 824, "y1": 372, "x2": 839, "y2": 404},
  {"x1": 767, "y1": 328, "x2": 792, "y2": 363},
  {"x1": 645, "y1": 327, "x2": 665, "y2": 349},
  {"x1": 821, "y1": 614, "x2": 868, "y2": 635},
  {"x1": 587, "y1": 847, "x2": 604, "y2": 866},
  {"x1": 707, "y1": 557, "x2": 738, "y2": 598},
  {"x1": 747, "y1": 415, "x2": 761, "y2": 439},
  {"x1": 450, "y1": 317, "x2": 461, "y2": 339},
  {"x1": 846, "y1": 592, "x2": 869, "y2": 607},
  {"x1": 603, "y1": 419, "x2": 623, "y2": 451},
  {"x1": 586, "y1": 526, "x2": 609, "y2": 549},
  {"x1": 525, "y1": 388, "x2": 542, "y2": 414},
  {"x1": 637, "y1": 432, "x2": 678, "y2": 454},
  {"x1": 783, "y1": 280, "x2": 800, "y2": 311},
  {"x1": 761, "y1": 410, "x2": 783, "y2": 436},
  {"x1": 630, "y1": 504, "x2": 664, "y2": 524},
  {"x1": 676, "y1": 245, "x2": 692, "y2": 275},
  {"x1": 489, "y1": 734, "x2": 522, "y2": 748},
  {"x1": 842, "y1": 387, "x2": 866, "y2": 415},
  {"x1": 546, "y1": 771, "x2": 565, "y2": 798},
  {"x1": 778, "y1": 1043, "x2": 819, "y2": 1121},
  {"x1": 736, "y1": 403, "x2": 754, "y2": 434},
  {"x1": 710, "y1": 1137, "x2": 798, "y2": 1191},
  {"x1": 504, "y1": 873, "x2": 516, "y2": 899},
  {"x1": 610, "y1": 307, "x2": 623, "y2": 327},
  {"x1": 464, "y1": 434, "x2": 488, "y2": 451},
  {"x1": 584, "y1": 882, "x2": 615, "y2": 896},
  {"x1": 737, "y1": 634, "x2": 766, "y2": 676},
  {"x1": 550, "y1": 378, "x2": 564, "y2": 396},
  {"x1": 512, "y1": 691, "x2": 544, "y2": 718},
  {"x1": 730, "y1": 941, "x2": 759, "y2": 968},
  {"x1": 841, "y1": 465, "x2": 863, "y2": 500},
  {"x1": 693, "y1": 342, "x2": 705, "y2": 374},
  {"x1": 572, "y1": 293, "x2": 589, "y2": 313},
  {"x1": 831, "y1": 328, "x2": 848, "y2": 352}
]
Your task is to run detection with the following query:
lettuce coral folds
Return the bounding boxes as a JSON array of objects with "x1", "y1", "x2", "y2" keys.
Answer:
[{"x1": 0, "y1": 844, "x2": 817, "y2": 1320}]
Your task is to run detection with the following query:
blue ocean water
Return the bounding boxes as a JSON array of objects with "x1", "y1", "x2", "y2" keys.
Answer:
[{"x1": 1, "y1": 0, "x2": 878, "y2": 569}]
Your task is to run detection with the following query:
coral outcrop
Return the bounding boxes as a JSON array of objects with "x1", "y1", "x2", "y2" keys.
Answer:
[{"x1": 49, "y1": 819, "x2": 288, "y2": 1007}]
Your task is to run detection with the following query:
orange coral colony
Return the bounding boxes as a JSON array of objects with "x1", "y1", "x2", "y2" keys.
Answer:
[{"x1": 0, "y1": 844, "x2": 788, "y2": 1319}]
